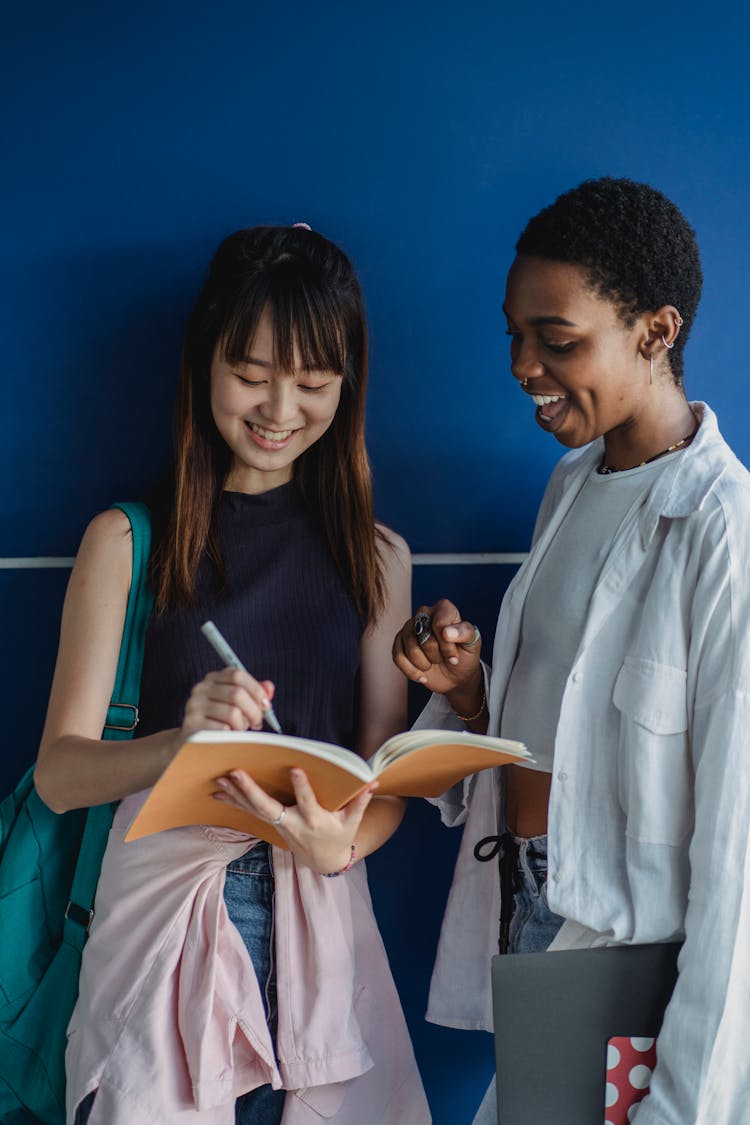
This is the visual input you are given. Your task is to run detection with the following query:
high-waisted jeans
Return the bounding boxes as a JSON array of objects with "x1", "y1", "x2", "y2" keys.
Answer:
[{"x1": 502, "y1": 832, "x2": 565, "y2": 954}]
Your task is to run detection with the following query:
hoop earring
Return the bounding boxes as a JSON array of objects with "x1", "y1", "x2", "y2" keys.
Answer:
[
  {"x1": 649, "y1": 353, "x2": 654, "y2": 385},
  {"x1": 662, "y1": 336, "x2": 675, "y2": 350}
]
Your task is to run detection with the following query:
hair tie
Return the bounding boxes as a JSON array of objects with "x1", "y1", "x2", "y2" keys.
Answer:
[{"x1": 292, "y1": 222, "x2": 312, "y2": 231}]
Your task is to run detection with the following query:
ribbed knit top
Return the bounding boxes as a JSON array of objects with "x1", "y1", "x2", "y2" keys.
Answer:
[{"x1": 137, "y1": 482, "x2": 364, "y2": 750}]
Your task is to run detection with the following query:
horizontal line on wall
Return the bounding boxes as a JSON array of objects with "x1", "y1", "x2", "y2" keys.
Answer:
[
  {"x1": 0, "y1": 557, "x2": 77, "y2": 569},
  {"x1": 1, "y1": 553, "x2": 528, "y2": 571},
  {"x1": 411, "y1": 552, "x2": 528, "y2": 565}
]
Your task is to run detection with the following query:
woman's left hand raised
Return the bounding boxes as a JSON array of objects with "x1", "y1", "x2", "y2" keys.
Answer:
[{"x1": 213, "y1": 767, "x2": 378, "y2": 875}]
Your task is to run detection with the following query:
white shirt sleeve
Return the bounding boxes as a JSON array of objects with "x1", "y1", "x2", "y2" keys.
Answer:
[{"x1": 635, "y1": 501, "x2": 750, "y2": 1124}]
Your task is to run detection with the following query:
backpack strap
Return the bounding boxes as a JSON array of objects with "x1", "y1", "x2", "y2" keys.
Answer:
[
  {"x1": 63, "y1": 501, "x2": 154, "y2": 950},
  {"x1": 103, "y1": 502, "x2": 154, "y2": 738}
]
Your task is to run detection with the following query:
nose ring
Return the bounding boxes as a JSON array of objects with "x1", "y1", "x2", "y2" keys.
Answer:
[{"x1": 521, "y1": 377, "x2": 529, "y2": 388}]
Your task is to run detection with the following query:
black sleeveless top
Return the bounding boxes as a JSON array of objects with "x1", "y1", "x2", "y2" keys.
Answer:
[{"x1": 137, "y1": 483, "x2": 364, "y2": 750}]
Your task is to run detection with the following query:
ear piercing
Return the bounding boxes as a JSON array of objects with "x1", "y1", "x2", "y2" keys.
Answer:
[
  {"x1": 647, "y1": 314, "x2": 684, "y2": 383},
  {"x1": 662, "y1": 314, "x2": 684, "y2": 350}
]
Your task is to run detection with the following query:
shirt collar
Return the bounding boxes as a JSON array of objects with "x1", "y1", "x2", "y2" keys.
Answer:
[
  {"x1": 638, "y1": 403, "x2": 728, "y2": 547},
  {"x1": 556, "y1": 403, "x2": 730, "y2": 550}
]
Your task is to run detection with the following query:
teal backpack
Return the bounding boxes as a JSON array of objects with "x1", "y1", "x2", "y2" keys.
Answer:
[{"x1": 0, "y1": 502, "x2": 153, "y2": 1124}]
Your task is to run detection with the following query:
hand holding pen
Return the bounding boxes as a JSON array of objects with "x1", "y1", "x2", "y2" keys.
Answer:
[{"x1": 194, "y1": 620, "x2": 283, "y2": 734}]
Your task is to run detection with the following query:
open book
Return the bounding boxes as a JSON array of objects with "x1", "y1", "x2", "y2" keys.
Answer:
[{"x1": 125, "y1": 728, "x2": 530, "y2": 847}]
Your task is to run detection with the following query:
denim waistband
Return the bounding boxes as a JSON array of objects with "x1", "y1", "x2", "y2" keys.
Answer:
[{"x1": 473, "y1": 830, "x2": 551, "y2": 954}]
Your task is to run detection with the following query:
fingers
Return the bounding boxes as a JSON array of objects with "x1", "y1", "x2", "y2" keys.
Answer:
[
  {"x1": 288, "y1": 766, "x2": 323, "y2": 820},
  {"x1": 213, "y1": 769, "x2": 286, "y2": 823},
  {"x1": 429, "y1": 600, "x2": 466, "y2": 665},
  {"x1": 183, "y1": 669, "x2": 276, "y2": 734},
  {"x1": 392, "y1": 603, "x2": 448, "y2": 682},
  {"x1": 288, "y1": 769, "x2": 375, "y2": 873},
  {"x1": 214, "y1": 767, "x2": 364, "y2": 827},
  {"x1": 290, "y1": 767, "x2": 377, "y2": 831},
  {"x1": 441, "y1": 619, "x2": 482, "y2": 654},
  {"x1": 214, "y1": 768, "x2": 379, "y2": 876},
  {"x1": 392, "y1": 600, "x2": 480, "y2": 682}
]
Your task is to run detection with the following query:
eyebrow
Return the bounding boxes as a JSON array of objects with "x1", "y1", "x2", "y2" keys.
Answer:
[
  {"x1": 529, "y1": 315, "x2": 578, "y2": 327},
  {"x1": 502, "y1": 305, "x2": 578, "y2": 328}
]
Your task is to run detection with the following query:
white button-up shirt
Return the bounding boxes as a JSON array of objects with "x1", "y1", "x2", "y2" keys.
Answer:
[{"x1": 418, "y1": 404, "x2": 750, "y2": 1124}]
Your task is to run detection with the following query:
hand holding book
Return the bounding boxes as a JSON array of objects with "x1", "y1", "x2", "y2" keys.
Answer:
[
  {"x1": 214, "y1": 763, "x2": 379, "y2": 873},
  {"x1": 125, "y1": 728, "x2": 530, "y2": 848}
]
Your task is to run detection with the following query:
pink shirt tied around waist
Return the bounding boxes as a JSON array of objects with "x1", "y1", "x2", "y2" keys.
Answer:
[{"x1": 66, "y1": 791, "x2": 429, "y2": 1124}]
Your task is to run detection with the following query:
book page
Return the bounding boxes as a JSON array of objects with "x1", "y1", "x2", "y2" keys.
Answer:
[
  {"x1": 368, "y1": 729, "x2": 529, "y2": 771},
  {"x1": 371, "y1": 732, "x2": 530, "y2": 798}
]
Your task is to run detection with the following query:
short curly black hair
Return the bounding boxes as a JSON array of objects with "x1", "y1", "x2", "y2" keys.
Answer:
[{"x1": 515, "y1": 177, "x2": 702, "y2": 385}]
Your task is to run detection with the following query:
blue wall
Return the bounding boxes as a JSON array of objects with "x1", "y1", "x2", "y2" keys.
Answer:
[{"x1": 3, "y1": 3, "x2": 749, "y2": 1120}]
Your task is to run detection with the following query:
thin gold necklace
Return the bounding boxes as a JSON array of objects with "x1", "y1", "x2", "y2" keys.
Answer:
[{"x1": 598, "y1": 413, "x2": 699, "y2": 475}]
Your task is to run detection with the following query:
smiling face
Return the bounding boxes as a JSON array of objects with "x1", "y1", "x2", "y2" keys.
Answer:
[
  {"x1": 210, "y1": 305, "x2": 343, "y2": 493},
  {"x1": 504, "y1": 255, "x2": 652, "y2": 450}
]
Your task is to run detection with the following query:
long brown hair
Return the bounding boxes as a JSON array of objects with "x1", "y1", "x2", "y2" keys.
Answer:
[{"x1": 150, "y1": 225, "x2": 386, "y2": 625}]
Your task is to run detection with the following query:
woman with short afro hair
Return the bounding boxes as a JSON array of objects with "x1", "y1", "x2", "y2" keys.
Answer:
[{"x1": 394, "y1": 177, "x2": 750, "y2": 1124}]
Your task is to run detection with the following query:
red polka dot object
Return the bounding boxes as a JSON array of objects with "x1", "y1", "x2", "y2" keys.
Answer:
[{"x1": 604, "y1": 1036, "x2": 657, "y2": 1125}]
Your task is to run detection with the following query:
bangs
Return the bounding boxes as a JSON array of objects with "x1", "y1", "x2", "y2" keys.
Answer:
[{"x1": 220, "y1": 260, "x2": 348, "y2": 376}]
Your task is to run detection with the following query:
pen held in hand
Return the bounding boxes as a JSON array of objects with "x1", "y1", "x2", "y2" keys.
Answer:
[{"x1": 200, "y1": 620, "x2": 283, "y2": 734}]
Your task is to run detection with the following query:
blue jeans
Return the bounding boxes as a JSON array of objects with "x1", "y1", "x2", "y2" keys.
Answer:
[
  {"x1": 504, "y1": 834, "x2": 564, "y2": 954},
  {"x1": 74, "y1": 843, "x2": 285, "y2": 1125},
  {"x1": 224, "y1": 842, "x2": 286, "y2": 1125},
  {"x1": 474, "y1": 831, "x2": 564, "y2": 955}
]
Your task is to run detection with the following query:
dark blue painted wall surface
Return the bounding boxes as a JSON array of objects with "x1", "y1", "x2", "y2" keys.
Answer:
[{"x1": 3, "y1": 3, "x2": 748, "y2": 1120}]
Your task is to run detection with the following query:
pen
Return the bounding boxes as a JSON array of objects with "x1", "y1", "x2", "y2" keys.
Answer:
[{"x1": 200, "y1": 620, "x2": 283, "y2": 735}]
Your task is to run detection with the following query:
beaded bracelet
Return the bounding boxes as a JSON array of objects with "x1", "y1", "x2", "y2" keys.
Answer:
[
  {"x1": 323, "y1": 843, "x2": 357, "y2": 878},
  {"x1": 450, "y1": 684, "x2": 487, "y2": 724}
]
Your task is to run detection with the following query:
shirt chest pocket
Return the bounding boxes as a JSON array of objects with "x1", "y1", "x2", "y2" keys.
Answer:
[{"x1": 613, "y1": 658, "x2": 693, "y2": 846}]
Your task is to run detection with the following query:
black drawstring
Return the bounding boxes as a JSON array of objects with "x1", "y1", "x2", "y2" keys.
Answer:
[{"x1": 474, "y1": 831, "x2": 521, "y2": 955}]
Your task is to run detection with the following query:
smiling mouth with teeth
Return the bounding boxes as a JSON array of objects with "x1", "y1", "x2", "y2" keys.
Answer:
[
  {"x1": 530, "y1": 394, "x2": 566, "y2": 406},
  {"x1": 247, "y1": 422, "x2": 295, "y2": 442},
  {"x1": 525, "y1": 391, "x2": 570, "y2": 426}
]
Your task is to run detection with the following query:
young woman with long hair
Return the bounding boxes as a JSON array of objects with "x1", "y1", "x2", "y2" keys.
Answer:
[{"x1": 35, "y1": 224, "x2": 429, "y2": 1124}]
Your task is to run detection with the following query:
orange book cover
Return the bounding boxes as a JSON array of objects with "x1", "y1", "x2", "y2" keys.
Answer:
[{"x1": 125, "y1": 729, "x2": 529, "y2": 848}]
